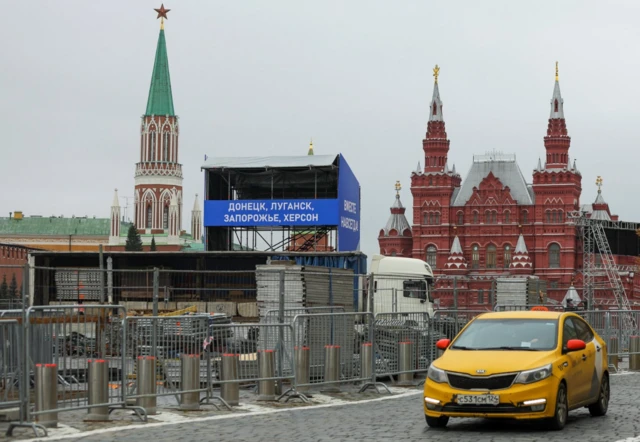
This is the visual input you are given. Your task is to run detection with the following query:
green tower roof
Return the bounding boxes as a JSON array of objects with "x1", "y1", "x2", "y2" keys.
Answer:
[{"x1": 145, "y1": 28, "x2": 175, "y2": 116}]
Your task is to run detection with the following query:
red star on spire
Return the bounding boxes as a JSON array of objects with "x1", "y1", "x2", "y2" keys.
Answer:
[{"x1": 154, "y1": 4, "x2": 170, "y2": 20}]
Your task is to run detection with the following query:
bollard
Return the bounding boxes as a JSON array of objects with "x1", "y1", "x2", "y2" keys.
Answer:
[
  {"x1": 35, "y1": 363, "x2": 58, "y2": 428},
  {"x1": 84, "y1": 359, "x2": 110, "y2": 422},
  {"x1": 295, "y1": 346, "x2": 311, "y2": 393},
  {"x1": 221, "y1": 353, "x2": 239, "y2": 406},
  {"x1": 180, "y1": 354, "x2": 201, "y2": 411},
  {"x1": 136, "y1": 356, "x2": 157, "y2": 415},
  {"x1": 322, "y1": 345, "x2": 341, "y2": 393},
  {"x1": 397, "y1": 341, "x2": 414, "y2": 385},
  {"x1": 257, "y1": 350, "x2": 276, "y2": 401},
  {"x1": 360, "y1": 342, "x2": 373, "y2": 381},
  {"x1": 630, "y1": 336, "x2": 640, "y2": 371},
  {"x1": 608, "y1": 337, "x2": 619, "y2": 369}
]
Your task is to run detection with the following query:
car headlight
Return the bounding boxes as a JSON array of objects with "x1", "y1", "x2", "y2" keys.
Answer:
[
  {"x1": 427, "y1": 365, "x2": 448, "y2": 383},
  {"x1": 514, "y1": 363, "x2": 553, "y2": 384}
]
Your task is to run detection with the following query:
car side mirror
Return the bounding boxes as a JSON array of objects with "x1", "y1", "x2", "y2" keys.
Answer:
[
  {"x1": 436, "y1": 338, "x2": 451, "y2": 350},
  {"x1": 565, "y1": 339, "x2": 586, "y2": 352}
]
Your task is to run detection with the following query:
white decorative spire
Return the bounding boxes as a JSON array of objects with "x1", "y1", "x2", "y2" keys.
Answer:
[
  {"x1": 444, "y1": 160, "x2": 449, "y2": 173},
  {"x1": 451, "y1": 163, "x2": 456, "y2": 174},
  {"x1": 450, "y1": 236, "x2": 463, "y2": 254},
  {"x1": 515, "y1": 234, "x2": 528, "y2": 254},
  {"x1": 191, "y1": 194, "x2": 202, "y2": 243},
  {"x1": 416, "y1": 161, "x2": 421, "y2": 174},
  {"x1": 109, "y1": 188, "x2": 121, "y2": 245},
  {"x1": 445, "y1": 235, "x2": 467, "y2": 271},
  {"x1": 168, "y1": 191, "x2": 180, "y2": 243},
  {"x1": 537, "y1": 157, "x2": 543, "y2": 171},
  {"x1": 550, "y1": 61, "x2": 565, "y2": 119}
]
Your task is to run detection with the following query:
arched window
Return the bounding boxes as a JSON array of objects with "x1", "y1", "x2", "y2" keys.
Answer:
[
  {"x1": 423, "y1": 212, "x2": 429, "y2": 225},
  {"x1": 554, "y1": 99, "x2": 559, "y2": 113},
  {"x1": 504, "y1": 245, "x2": 511, "y2": 268},
  {"x1": 546, "y1": 211, "x2": 551, "y2": 223},
  {"x1": 504, "y1": 211, "x2": 510, "y2": 224},
  {"x1": 485, "y1": 210, "x2": 491, "y2": 224},
  {"x1": 558, "y1": 210, "x2": 564, "y2": 223},
  {"x1": 432, "y1": 102, "x2": 437, "y2": 116},
  {"x1": 549, "y1": 243, "x2": 560, "y2": 268},
  {"x1": 486, "y1": 244, "x2": 497, "y2": 269},
  {"x1": 457, "y1": 212, "x2": 464, "y2": 225},
  {"x1": 522, "y1": 210, "x2": 528, "y2": 224},
  {"x1": 149, "y1": 130, "x2": 156, "y2": 161},
  {"x1": 391, "y1": 251, "x2": 397, "y2": 257},
  {"x1": 471, "y1": 245, "x2": 480, "y2": 269},
  {"x1": 163, "y1": 132, "x2": 170, "y2": 161},
  {"x1": 163, "y1": 205, "x2": 169, "y2": 229},
  {"x1": 146, "y1": 204, "x2": 152, "y2": 229},
  {"x1": 429, "y1": 213, "x2": 435, "y2": 225},
  {"x1": 434, "y1": 212, "x2": 441, "y2": 224},
  {"x1": 473, "y1": 211, "x2": 479, "y2": 224},
  {"x1": 426, "y1": 246, "x2": 437, "y2": 269},
  {"x1": 428, "y1": 177, "x2": 433, "y2": 186}
]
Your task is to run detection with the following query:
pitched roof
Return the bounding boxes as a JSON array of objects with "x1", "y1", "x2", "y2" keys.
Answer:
[
  {"x1": 0, "y1": 217, "x2": 126, "y2": 237},
  {"x1": 145, "y1": 28, "x2": 175, "y2": 116},
  {"x1": 381, "y1": 195, "x2": 411, "y2": 236},
  {"x1": 451, "y1": 153, "x2": 534, "y2": 206}
]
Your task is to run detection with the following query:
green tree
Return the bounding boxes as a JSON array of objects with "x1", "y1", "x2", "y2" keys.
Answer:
[
  {"x1": 8, "y1": 274, "x2": 17, "y2": 299},
  {"x1": 150, "y1": 236, "x2": 157, "y2": 251},
  {"x1": 0, "y1": 275, "x2": 7, "y2": 299},
  {"x1": 125, "y1": 224, "x2": 143, "y2": 251}
]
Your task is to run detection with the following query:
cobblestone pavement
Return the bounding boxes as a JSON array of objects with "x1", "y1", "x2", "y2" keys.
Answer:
[{"x1": 43, "y1": 373, "x2": 640, "y2": 442}]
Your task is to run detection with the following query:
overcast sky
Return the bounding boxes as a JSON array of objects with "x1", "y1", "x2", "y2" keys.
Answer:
[{"x1": 3, "y1": 0, "x2": 640, "y2": 260}]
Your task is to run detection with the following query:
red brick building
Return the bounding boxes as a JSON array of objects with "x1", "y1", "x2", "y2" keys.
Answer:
[
  {"x1": 378, "y1": 65, "x2": 637, "y2": 308},
  {"x1": 0, "y1": 243, "x2": 36, "y2": 297}
]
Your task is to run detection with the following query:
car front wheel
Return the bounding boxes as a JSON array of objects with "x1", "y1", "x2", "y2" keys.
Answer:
[
  {"x1": 425, "y1": 415, "x2": 449, "y2": 428},
  {"x1": 546, "y1": 383, "x2": 568, "y2": 431},
  {"x1": 588, "y1": 373, "x2": 609, "y2": 417}
]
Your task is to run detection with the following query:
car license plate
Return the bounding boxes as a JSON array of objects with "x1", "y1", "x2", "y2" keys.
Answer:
[{"x1": 456, "y1": 394, "x2": 499, "y2": 406}]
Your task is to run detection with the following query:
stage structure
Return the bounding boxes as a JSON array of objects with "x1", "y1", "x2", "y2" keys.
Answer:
[{"x1": 202, "y1": 154, "x2": 361, "y2": 253}]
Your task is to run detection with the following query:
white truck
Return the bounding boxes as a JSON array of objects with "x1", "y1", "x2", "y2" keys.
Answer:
[{"x1": 368, "y1": 254, "x2": 435, "y2": 317}]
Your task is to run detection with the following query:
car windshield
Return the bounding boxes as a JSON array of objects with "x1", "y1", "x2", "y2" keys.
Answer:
[{"x1": 450, "y1": 318, "x2": 559, "y2": 351}]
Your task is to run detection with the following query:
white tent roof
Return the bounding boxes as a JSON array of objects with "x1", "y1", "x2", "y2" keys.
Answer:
[{"x1": 202, "y1": 155, "x2": 339, "y2": 170}]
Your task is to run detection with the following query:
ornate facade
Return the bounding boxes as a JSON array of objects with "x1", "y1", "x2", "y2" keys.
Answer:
[{"x1": 379, "y1": 65, "x2": 637, "y2": 308}]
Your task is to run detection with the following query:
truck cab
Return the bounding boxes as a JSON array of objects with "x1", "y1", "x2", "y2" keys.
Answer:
[{"x1": 369, "y1": 254, "x2": 435, "y2": 317}]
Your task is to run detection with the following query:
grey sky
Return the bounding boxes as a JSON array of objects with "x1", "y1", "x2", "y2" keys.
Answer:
[{"x1": 3, "y1": 0, "x2": 640, "y2": 260}]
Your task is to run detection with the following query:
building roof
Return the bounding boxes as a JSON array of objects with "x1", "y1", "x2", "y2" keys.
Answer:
[
  {"x1": 0, "y1": 216, "x2": 126, "y2": 237},
  {"x1": 202, "y1": 154, "x2": 339, "y2": 170},
  {"x1": 145, "y1": 28, "x2": 175, "y2": 116},
  {"x1": 381, "y1": 195, "x2": 411, "y2": 236},
  {"x1": 451, "y1": 152, "x2": 535, "y2": 206}
]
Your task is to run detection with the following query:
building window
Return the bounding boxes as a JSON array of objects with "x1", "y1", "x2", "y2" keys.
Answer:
[
  {"x1": 422, "y1": 212, "x2": 428, "y2": 225},
  {"x1": 473, "y1": 211, "x2": 478, "y2": 224},
  {"x1": 477, "y1": 289, "x2": 484, "y2": 304},
  {"x1": 429, "y1": 177, "x2": 433, "y2": 186},
  {"x1": 549, "y1": 243, "x2": 560, "y2": 268},
  {"x1": 522, "y1": 210, "x2": 528, "y2": 224},
  {"x1": 149, "y1": 131, "x2": 156, "y2": 161},
  {"x1": 163, "y1": 205, "x2": 169, "y2": 229},
  {"x1": 552, "y1": 175, "x2": 556, "y2": 183},
  {"x1": 504, "y1": 211, "x2": 510, "y2": 224},
  {"x1": 146, "y1": 204, "x2": 152, "y2": 229},
  {"x1": 504, "y1": 245, "x2": 511, "y2": 268},
  {"x1": 472, "y1": 245, "x2": 479, "y2": 269},
  {"x1": 457, "y1": 212, "x2": 464, "y2": 225},
  {"x1": 485, "y1": 210, "x2": 490, "y2": 224},
  {"x1": 550, "y1": 281, "x2": 558, "y2": 289},
  {"x1": 434, "y1": 212, "x2": 441, "y2": 224},
  {"x1": 486, "y1": 244, "x2": 497, "y2": 269},
  {"x1": 163, "y1": 132, "x2": 170, "y2": 161},
  {"x1": 426, "y1": 246, "x2": 437, "y2": 268},
  {"x1": 391, "y1": 251, "x2": 397, "y2": 256},
  {"x1": 546, "y1": 211, "x2": 551, "y2": 223}
]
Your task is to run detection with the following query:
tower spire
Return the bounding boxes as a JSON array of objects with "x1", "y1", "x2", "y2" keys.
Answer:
[
  {"x1": 423, "y1": 64, "x2": 450, "y2": 173},
  {"x1": 544, "y1": 61, "x2": 570, "y2": 169},
  {"x1": 146, "y1": 5, "x2": 175, "y2": 116},
  {"x1": 308, "y1": 138, "x2": 314, "y2": 156}
]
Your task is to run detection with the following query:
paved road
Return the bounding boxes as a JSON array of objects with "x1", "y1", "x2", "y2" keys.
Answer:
[{"x1": 73, "y1": 374, "x2": 640, "y2": 442}]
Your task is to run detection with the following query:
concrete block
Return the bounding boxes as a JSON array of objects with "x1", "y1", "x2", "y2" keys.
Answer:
[{"x1": 208, "y1": 302, "x2": 237, "y2": 316}]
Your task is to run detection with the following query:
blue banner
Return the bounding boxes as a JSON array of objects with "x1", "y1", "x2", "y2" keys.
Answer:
[
  {"x1": 204, "y1": 199, "x2": 339, "y2": 227},
  {"x1": 337, "y1": 154, "x2": 361, "y2": 252}
]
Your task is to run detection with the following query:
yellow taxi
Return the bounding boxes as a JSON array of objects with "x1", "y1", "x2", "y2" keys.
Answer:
[{"x1": 423, "y1": 310, "x2": 610, "y2": 430}]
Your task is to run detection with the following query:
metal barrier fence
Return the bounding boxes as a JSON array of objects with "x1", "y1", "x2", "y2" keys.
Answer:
[{"x1": 0, "y1": 319, "x2": 22, "y2": 411}]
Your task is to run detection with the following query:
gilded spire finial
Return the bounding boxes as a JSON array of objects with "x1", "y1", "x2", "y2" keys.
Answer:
[
  {"x1": 596, "y1": 175, "x2": 603, "y2": 192},
  {"x1": 433, "y1": 65, "x2": 440, "y2": 84},
  {"x1": 307, "y1": 138, "x2": 314, "y2": 156},
  {"x1": 395, "y1": 180, "x2": 402, "y2": 195},
  {"x1": 555, "y1": 61, "x2": 559, "y2": 81}
]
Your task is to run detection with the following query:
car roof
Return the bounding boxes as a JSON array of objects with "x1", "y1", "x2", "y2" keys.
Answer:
[{"x1": 474, "y1": 311, "x2": 564, "y2": 320}]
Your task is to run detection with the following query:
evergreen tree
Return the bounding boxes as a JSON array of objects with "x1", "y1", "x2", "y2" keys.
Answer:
[
  {"x1": 150, "y1": 236, "x2": 157, "y2": 251},
  {"x1": 125, "y1": 224, "x2": 143, "y2": 251},
  {"x1": 8, "y1": 274, "x2": 17, "y2": 299},
  {"x1": 0, "y1": 275, "x2": 7, "y2": 300}
]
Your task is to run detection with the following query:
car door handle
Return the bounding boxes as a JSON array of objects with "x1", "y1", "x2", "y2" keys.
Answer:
[{"x1": 582, "y1": 354, "x2": 587, "y2": 361}]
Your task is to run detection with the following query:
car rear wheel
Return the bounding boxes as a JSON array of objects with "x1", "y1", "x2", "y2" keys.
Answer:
[
  {"x1": 588, "y1": 373, "x2": 609, "y2": 417},
  {"x1": 546, "y1": 383, "x2": 568, "y2": 431},
  {"x1": 425, "y1": 415, "x2": 449, "y2": 428}
]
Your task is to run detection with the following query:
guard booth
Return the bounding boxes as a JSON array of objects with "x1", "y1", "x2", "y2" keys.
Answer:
[{"x1": 201, "y1": 154, "x2": 361, "y2": 253}]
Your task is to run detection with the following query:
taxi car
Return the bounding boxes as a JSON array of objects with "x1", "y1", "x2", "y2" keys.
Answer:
[{"x1": 423, "y1": 311, "x2": 610, "y2": 430}]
